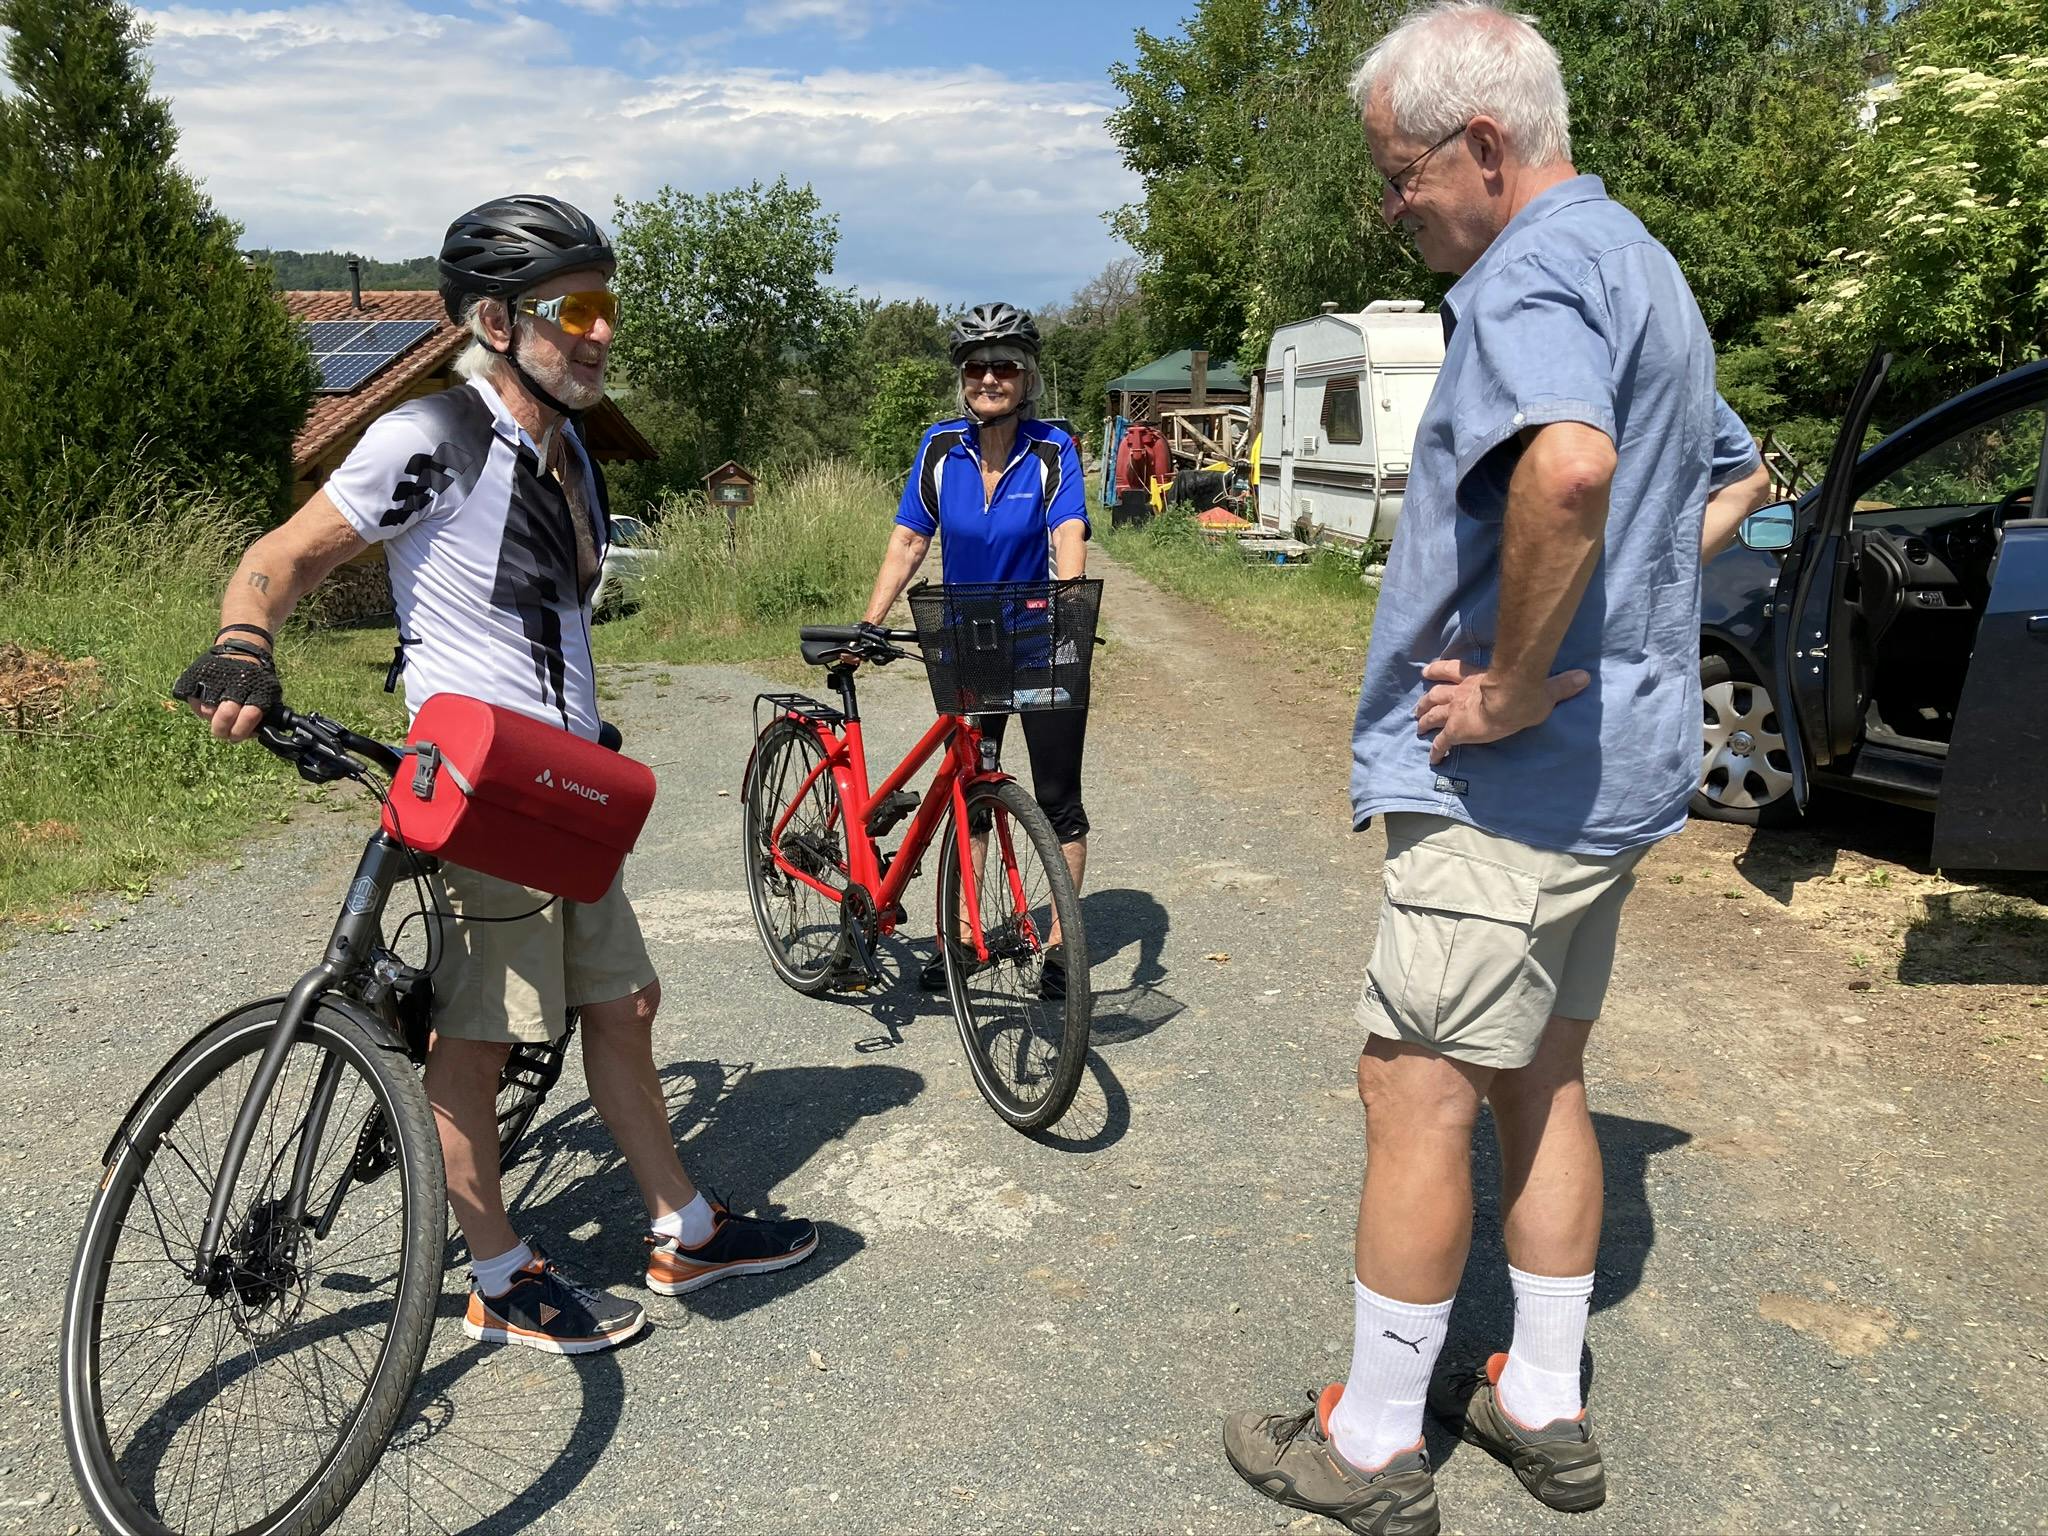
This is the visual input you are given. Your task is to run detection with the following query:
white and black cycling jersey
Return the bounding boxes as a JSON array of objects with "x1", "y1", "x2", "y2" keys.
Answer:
[{"x1": 326, "y1": 377, "x2": 609, "y2": 741}]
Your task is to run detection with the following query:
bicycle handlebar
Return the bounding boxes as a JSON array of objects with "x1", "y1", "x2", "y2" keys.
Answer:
[
  {"x1": 256, "y1": 706, "x2": 404, "y2": 784},
  {"x1": 797, "y1": 624, "x2": 920, "y2": 665}
]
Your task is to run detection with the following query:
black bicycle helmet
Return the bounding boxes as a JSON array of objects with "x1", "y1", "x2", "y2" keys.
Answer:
[
  {"x1": 438, "y1": 195, "x2": 615, "y2": 322},
  {"x1": 949, "y1": 302, "x2": 1040, "y2": 362}
]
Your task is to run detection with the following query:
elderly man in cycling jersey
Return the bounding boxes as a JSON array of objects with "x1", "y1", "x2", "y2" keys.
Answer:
[{"x1": 174, "y1": 195, "x2": 817, "y2": 1355}]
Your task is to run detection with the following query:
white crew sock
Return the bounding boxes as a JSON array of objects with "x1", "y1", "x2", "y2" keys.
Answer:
[
  {"x1": 1326, "y1": 1279, "x2": 1453, "y2": 1473},
  {"x1": 1497, "y1": 1265, "x2": 1594, "y2": 1426},
  {"x1": 469, "y1": 1240, "x2": 535, "y2": 1298},
  {"x1": 651, "y1": 1192, "x2": 716, "y2": 1249}
]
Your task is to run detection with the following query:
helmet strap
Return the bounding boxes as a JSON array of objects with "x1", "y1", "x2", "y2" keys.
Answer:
[{"x1": 489, "y1": 312, "x2": 581, "y2": 426}]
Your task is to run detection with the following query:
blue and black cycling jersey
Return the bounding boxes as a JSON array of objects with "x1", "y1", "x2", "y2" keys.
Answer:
[{"x1": 894, "y1": 416, "x2": 1090, "y2": 585}]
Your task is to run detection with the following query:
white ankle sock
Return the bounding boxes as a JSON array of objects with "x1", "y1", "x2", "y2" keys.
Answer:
[
  {"x1": 1497, "y1": 1265, "x2": 1594, "y2": 1426},
  {"x1": 1326, "y1": 1279, "x2": 1453, "y2": 1473},
  {"x1": 470, "y1": 1241, "x2": 534, "y2": 1298},
  {"x1": 651, "y1": 1192, "x2": 715, "y2": 1249}
]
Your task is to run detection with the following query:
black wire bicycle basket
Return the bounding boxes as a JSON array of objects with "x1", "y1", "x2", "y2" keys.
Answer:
[{"x1": 907, "y1": 577, "x2": 1102, "y2": 715}]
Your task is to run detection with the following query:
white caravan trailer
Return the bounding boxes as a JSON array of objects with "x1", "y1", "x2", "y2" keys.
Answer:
[{"x1": 1255, "y1": 301, "x2": 1445, "y2": 545}]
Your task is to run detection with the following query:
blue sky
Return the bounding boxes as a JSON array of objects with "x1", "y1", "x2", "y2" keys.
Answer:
[{"x1": 135, "y1": 0, "x2": 1173, "y2": 307}]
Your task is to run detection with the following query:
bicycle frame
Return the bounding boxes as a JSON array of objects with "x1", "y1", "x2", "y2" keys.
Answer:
[
  {"x1": 763, "y1": 691, "x2": 1025, "y2": 966},
  {"x1": 184, "y1": 832, "x2": 417, "y2": 1283}
]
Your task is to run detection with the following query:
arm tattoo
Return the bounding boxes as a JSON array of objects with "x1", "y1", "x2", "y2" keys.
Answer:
[{"x1": 245, "y1": 571, "x2": 272, "y2": 594}]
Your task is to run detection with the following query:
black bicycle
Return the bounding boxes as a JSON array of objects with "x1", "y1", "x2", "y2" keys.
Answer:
[{"x1": 58, "y1": 708, "x2": 579, "y2": 1536}]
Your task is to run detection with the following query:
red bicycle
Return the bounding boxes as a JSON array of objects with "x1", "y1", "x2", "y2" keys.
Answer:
[{"x1": 740, "y1": 580, "x2": 1099, "y2": 1131}]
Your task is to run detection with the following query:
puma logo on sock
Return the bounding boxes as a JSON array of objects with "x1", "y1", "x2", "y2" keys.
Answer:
[{"x1": 1381, "y1": 1329, "x2": 1425, "y2": 1354}]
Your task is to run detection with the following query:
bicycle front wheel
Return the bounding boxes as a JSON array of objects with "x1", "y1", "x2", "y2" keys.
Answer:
[
  {"x1": 742, "y1": 717, "x2": 849, "y2": 993},
  {"x1": 936, "y1": 778, "x2": 1091, "y2": 1131},
  {"x1": 61, "y1": 1000, "x2": 445, "y2": 1536}
]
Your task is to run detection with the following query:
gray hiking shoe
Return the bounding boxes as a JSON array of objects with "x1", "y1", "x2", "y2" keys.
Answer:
[
  {"x1": 1222, "y1": 1384, "x2": 1440, "y2": 1536},
  {"x1": 1428, "y1": 1352, "x2": 1606, "y2": 1513}
]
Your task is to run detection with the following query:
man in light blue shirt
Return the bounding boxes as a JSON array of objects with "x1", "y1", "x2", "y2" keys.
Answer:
[{"x1": 1224, "y1": 6, "x2": 1774, "y2": 1532}]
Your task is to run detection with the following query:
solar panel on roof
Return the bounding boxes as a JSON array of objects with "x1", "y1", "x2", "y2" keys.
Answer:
[
  {"x1": 304, "y1": 320, "x2": 374, "y2": 352},
  {"x1": 360, "y1": 320, "x2": 437, "y2": 353},
  {"x1": 304, "y1": 315, "x2": 443, "y2": 394},
  {"x1": 316, "y1": 353, "x2": 392, "y2": 392}
]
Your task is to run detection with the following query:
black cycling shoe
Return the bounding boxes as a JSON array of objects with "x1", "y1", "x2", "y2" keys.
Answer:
[
  {"x1": 1038, "y1": 943, "x2": 1067, "y2": 1000},
  {"x1": 918, "y1": 940, "x2": 987, "y2": 992}
]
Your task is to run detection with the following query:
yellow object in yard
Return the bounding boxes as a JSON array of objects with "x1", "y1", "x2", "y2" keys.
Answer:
[{"x1": 1249, "y1": 432, "x2": 1261, "y2": 486}]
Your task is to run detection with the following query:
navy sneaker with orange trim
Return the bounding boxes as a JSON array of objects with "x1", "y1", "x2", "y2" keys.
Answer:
[
  {"x1": 644, "y1": 1196, "x2": 819, "y2": 1296},
  {"x1": 462, "y1": 1243, "x2": 646, "y2": 1355}
]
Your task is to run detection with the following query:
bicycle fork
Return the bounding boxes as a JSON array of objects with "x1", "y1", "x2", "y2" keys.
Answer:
[{"x1": 190, "y1": 835, "x2": 414, "y2": 1287}]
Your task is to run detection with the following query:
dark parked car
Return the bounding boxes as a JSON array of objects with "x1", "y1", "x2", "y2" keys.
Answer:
[{"x1": 1696, "y1": 351, "x2": 2048, "y2": 870}]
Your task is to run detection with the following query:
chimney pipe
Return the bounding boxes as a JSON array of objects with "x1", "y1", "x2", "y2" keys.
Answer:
[
  {"x1": 1319, "y1": 301, "x2": 1340, "y2": 314},
  {"x1": 1190, "y1": 349, "x2": 1208, "y2": 410},
  {"x1": 347, "y1": 256, "x2": 363, "y2": 311}
]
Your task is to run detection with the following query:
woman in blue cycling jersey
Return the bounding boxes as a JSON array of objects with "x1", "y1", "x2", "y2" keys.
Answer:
[{"x1": 859, "y1": 302, "x2": 1092, "y2": 997}]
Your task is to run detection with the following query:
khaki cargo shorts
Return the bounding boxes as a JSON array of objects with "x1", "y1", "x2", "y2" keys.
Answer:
[
  {"x1": 1358, "y1": 812, "x2": 1649, "y2": 1070},
  {"x1": 429, "y1": 862, "x2": 658, "y2": 1045}
]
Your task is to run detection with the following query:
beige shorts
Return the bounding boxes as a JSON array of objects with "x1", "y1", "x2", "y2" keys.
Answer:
[
  {"x1": 429, "y1": 862, "x2": 657, "y2": 1045},
  {"x1": 1358, "y1": 813, "x2": 1648, "y2": 1070}
]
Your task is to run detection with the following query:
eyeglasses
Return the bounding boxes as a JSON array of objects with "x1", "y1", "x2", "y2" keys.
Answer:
[
  {"x1": 1377, "y1": 125, "x2": 1467, "y2": 205},
  {"x1": 959, "y1": 359, "x2": 1025, "y2": 382},
  {"x1": 514, "y1": 290, "x2": 619, "y2": 336}
]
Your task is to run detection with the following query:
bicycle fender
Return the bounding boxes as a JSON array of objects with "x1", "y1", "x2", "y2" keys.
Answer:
[{"x1": 97, "y1": 991, "x2": 396, "y2": 1169}]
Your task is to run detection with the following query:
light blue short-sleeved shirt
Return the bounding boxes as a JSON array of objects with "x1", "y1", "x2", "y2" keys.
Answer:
[{"x1": 1350, "y1": 175, "x2": 1761, "y2": 856}]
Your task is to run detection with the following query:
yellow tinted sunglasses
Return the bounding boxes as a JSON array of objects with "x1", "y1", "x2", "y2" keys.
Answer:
[{"x1": 514, "y1": 290, "x2": 619, "y2": 336}]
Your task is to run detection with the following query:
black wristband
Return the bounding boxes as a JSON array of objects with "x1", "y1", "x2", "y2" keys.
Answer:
[
  {"x1": 213, "y1": 638, "x2": 274, "y2": 663},
  {"x1": 216, "y1": 622, "x2": 275, "y2": 649}
]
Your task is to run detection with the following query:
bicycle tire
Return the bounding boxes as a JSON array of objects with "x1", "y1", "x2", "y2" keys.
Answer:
[
  {"x1": 741, "y1": 716, "x2": 849, "y2": 994},
  {"x1": 61, "y1": 1001, "x2": 445, "y2": 1536},
  {"x1": 936, "y1": 778, "x2": 1090, "y2": 1131},
  {"x1": 495, "y1": 1015, "x2": 577, "y2": 1174}
]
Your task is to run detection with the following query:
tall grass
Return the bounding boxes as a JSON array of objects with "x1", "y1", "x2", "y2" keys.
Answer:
[
  {"x1": 599, "y1": 460, "x2": 895, "y2": 665},
  {"x1": 1099, "y1": 513, "x2": 1378, "y2": 691},
  {"x1": 0, "y1": 485, "x2": 400, "y2": 925}
]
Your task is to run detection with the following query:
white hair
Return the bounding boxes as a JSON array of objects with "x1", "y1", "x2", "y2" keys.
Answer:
[
  {"x1": 451, "y1": 296, "x2": 510, "y2": 385},
  {"x1": 1350, "y1": 1, "x2": 1573, "y2": 168}
]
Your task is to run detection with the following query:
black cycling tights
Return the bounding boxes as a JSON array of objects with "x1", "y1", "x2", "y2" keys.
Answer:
[{"x1": 979, "y1": 708, "x2": 1089, "y2": 843}]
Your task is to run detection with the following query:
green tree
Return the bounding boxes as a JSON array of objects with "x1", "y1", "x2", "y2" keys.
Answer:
[
  {"x1": 1106, "y1": 0, "x2": 1868, "y2": 375},
  {"x1": 611, "y1": 177, "x2": 860, "y2": 478},
  {"x1": 1773, "y1": 0, "x2": 2048, "y2": 411},
  {"x1": 247, "y1": 249, "x2": 441, "y2": 291},
  {"x1": 0, "y1": 0, "x2": 315, "y2": 539},
  {"x1": 860, "y1": 357, "x2": 949, "y2": 474}
]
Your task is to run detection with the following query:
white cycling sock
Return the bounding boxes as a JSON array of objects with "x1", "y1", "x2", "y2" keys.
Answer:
[
  {"x1": 1497, "y1": 1266, "x2": 1594, "y2": 1426},
  {"x1": 651, "y1": 1192, "x2": 715, "y2": 1249},
  {"x1": 1327, "y1": 1279, "x2": 1453, "y2": 1473},
  {"x1": 470, "y1": 1241, "x2": 534, "y2": 1298}
]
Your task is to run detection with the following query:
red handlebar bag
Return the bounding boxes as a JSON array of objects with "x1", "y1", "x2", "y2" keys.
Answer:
[{"x1": 381, "y1": 693, "x2": 657, "y2": 903}]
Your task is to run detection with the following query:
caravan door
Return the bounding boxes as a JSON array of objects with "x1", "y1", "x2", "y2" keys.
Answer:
[
  {"x1": 1277, "y1": 347, "x2": 1297, "y2": 534},
  {"x1": 1369, "y1": 366, "x2": 1438, "y2": 542}
]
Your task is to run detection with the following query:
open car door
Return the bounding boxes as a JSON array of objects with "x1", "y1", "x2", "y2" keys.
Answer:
[
  {"x1": 1931, "y1": 470, "x2": 2048, "y2": 868},
  {"x1": 1769, "y1": 350, "x2": 1893, "y2": 813}
]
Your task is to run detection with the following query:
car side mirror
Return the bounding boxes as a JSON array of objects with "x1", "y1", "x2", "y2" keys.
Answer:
[{"x1": 1738, "y1": 502, "x2": 1797, "y2": 552}]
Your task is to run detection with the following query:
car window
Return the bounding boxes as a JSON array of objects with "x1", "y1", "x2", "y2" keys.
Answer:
[
  {"x1": 1858, "y1": 399, "x2": 2045, "y2": 516},
  {"x1": 610, "y1": 516, "x2": 648, "y2": 547}
]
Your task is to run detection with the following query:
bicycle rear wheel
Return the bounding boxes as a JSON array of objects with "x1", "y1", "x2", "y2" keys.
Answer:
[
  {"x1": 61, "y1": 1000, "x2": 445, "y2": 1536},
  {"x1": 936, "y1": 778, "x2": 1091, "y2": 1131},
  {"x1": 742, "y1": 717, "x2": 849, "y2": 993}
]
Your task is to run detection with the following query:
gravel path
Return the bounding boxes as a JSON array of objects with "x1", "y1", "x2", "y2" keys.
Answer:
[{"x1": 1, "y1": 550, "x2": 2042, "y2": 1535}]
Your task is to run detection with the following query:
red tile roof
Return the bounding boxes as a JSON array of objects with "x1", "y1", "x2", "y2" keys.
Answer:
[{"x1": 282, "y1": 291, "x2": 463, "y2": 472}]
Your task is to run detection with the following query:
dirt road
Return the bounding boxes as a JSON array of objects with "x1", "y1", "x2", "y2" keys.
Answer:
[{"x1": 1, "y1": 550, "x2": 2042, "y2": 1534}]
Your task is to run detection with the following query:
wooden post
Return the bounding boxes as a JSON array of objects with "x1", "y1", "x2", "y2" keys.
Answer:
[{"x1": 1190, "y1": 350, "x2": 1208, "y2": 410}]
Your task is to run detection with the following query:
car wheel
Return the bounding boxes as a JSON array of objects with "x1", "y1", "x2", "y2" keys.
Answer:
[{"x1": 1691, "y1": 652, "x2": 1803, "y2": 827}]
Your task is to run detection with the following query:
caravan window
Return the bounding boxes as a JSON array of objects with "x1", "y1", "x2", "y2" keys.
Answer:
[{"x1": 1320, "y1": 377, "x2": 1364, "y2": 446}]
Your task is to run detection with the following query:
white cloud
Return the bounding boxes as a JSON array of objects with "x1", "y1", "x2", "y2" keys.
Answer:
[{"x1": 138, "y1": 0, "x2": 1137, "y2": 304}]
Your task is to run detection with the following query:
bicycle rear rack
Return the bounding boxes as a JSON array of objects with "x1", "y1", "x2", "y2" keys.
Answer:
[{"x1": 755, "y1": 692, "x2": 845, "y2": 734}]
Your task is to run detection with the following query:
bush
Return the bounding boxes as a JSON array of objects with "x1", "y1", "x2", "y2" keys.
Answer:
[
  {"x1": 0, "y1": 477, "x2": 401, "y2": 921},
  {"x1": 605, "y1": 460, "x2": 893, "y2": 662}
]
